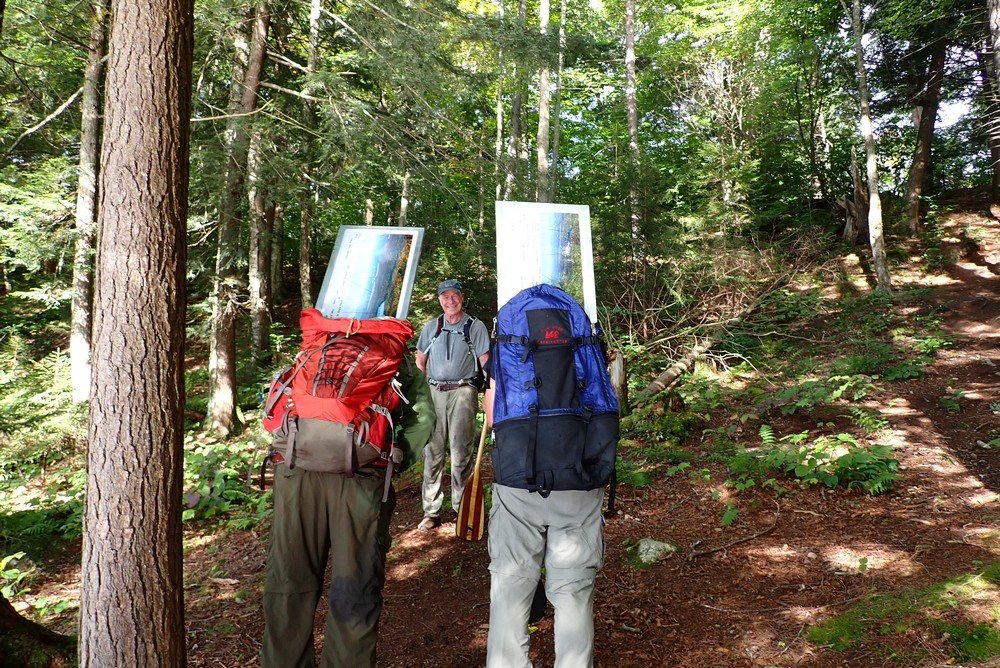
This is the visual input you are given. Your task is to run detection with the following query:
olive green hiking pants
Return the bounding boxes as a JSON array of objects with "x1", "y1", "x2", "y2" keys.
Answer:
[{"x1": 261, "y1": 464, "x2": 394, "y2": 668}]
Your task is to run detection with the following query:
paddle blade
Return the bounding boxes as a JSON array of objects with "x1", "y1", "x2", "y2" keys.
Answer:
[{"x1": 455, "y1": 480, "x2": 486, "y2": 541}]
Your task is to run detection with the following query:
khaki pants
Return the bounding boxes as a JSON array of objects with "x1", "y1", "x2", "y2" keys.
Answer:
[
  {"x1": 486, "y1": 485, "x2": 605, "y2": 668},
  {"x1": 261, "y1": 465, "x2": 394, "y2": 668},
  {"x1": 421, "y1": 385, "x2": 477, "y2": 517}
]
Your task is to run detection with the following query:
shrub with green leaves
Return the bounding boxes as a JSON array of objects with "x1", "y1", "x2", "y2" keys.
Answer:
[
  {"x1": 728, "y1": 426, "x2": 899, "y2": 494},
  {"x1": 182, "y1": 432, "x2": 267, "y2": 524},
  {"x1": 620, "y1": 402, "x2": 708, "y2": 445},
  {"x1": 615, "y1": 439, "x2": 692, "y2": 488},
  {"x1": 758, "y1": 375, "x2": 874, "y2": 415}
]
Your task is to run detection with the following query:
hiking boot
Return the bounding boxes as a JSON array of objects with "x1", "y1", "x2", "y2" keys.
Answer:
[{"x1": 417, "y1": 516, "x2": 441, "y2": 531}]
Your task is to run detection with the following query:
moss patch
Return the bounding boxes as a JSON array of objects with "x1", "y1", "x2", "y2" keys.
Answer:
[{"x1": 808, "y1": 562, "x2": 1000, "y2": 662}]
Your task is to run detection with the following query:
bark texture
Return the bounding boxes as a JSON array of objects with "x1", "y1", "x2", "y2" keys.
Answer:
[{"x1": 79, "y1": 0, "x2": 192, "y2": 663}]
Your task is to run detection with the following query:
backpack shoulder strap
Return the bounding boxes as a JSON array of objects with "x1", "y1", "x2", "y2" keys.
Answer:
[
  {"x1": 420, "y1": 315, "x2": 445, "y2": 355},
  {"x1": 461, "y1": 317, "x2": 475, "y2": 345},
  {"x1": 462, "y1": 317, "x2": 485, "y2": 381}
]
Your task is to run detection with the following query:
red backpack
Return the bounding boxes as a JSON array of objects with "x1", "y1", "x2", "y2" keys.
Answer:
[{"x1": 262, "y1": 309, "x2": 413, "y2": 497}]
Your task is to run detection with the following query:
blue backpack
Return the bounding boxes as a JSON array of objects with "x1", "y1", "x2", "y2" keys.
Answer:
[{"x1": 491, "y1": 284, "x2": 619, "y2": 497}]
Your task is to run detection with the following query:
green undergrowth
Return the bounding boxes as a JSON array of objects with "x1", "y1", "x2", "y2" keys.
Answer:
[
  {"x1": 726, "y1": 425, "x2": 899, "y2": 494},
  {"x1": 618, "y1": 278, "x2": 951, "y2": 507},
  {"x1": 808, "y1": 562, "x2": 1000, "y2": 663}
]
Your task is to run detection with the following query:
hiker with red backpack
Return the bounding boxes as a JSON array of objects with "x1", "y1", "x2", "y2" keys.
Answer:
[
  {"x1": 483, "y1": 284, "x2": 619, "y2": 668},
  {"x1": 414, "y1": 279, "x2": 490, "y2": 531},
  {"x1": 259, "y1": 308, "x2": 435, "y2": 668}
]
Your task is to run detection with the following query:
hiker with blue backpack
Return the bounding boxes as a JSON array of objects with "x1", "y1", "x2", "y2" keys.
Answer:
[
  {"x1": 483, "y1": 284, "x2": 619, "y2": 668},
  {"x1": 414, "y1": 278, "x2": 491, "y2": 531}
]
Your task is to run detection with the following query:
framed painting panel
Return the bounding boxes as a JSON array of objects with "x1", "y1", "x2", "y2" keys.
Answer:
[
  {"x1": 314, "y1": 226, "x2": 424, "y2": 320},
  {"x1": 495, "y1": 201, "x2": 597, "y2": 322}
]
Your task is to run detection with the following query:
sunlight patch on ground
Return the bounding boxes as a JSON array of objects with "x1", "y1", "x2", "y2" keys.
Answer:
[
  {"x1": 881, "y1": 402, "x2": 917, "y2": 416},
  {"x1": 185, "y1": 532, "x2": 219, "y2": 549},
  {"x1": 962, "y1": 490, "x2": 1000, "y2": 508},
  {"x1": 387, "y1": 533, "x2": 456, "y2": 579},
  {"x1": 712, "y1": 485, "x2": 735, "y2": 504},
  {"x1": 745, "y1": 544, "x2": 798, "y2": 562},
  {"x1": 821, "y1": 543, "x2": 920, "y2": 576},
  {"x1": 962, "y1": 527, "x2": 1000, "y2": 551},
  {"x1": 783, "y1": 604, "x2": 827, "y2": 623},
  {"x1": 936, "y1": 573, "x2": 1000, "y2": 624}
]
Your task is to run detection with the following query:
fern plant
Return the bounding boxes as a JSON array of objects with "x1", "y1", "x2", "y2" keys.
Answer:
[{"x1": 727, "y1": 429, "x2": 900, "y2": 495}]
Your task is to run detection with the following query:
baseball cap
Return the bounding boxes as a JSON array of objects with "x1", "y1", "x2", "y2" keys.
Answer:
[{"x1": 437, "y1": 279, "x2": 463, "y2": 295}]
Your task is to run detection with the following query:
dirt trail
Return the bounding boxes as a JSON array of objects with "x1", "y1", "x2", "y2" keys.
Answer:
[{"x1": 181, "y1": 202, "x2": 999, "y2": 667}]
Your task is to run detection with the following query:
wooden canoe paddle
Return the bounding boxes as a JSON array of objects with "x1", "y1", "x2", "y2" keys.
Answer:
[{"x1": 455, "y1": 420, "x2": 489, "y2": 541}]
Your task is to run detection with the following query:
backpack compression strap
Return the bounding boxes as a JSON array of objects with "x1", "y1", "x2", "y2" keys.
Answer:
[{"x1": 497, "y1": 333, "x2": 602, "y2": 364}]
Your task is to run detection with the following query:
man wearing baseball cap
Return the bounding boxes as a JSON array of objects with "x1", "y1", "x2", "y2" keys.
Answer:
[{"x1": 414, "y1": 279, "x2": 490, "y2": 530}]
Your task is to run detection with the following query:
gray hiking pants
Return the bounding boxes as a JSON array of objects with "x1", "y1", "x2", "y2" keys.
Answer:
[
  {"x1": 486, "y1": 485, "x2": 605, "y2": 668},
  {"x1": 261, "y1": 464, "x2": 393, "y2": 668},
  {"x1": 421, "y1": 384, "x2": 477, "y2": 517}
]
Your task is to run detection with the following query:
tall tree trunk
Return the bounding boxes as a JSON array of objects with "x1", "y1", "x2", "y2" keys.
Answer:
[
  {"x1": 979, "y1": 40, "x2": 1000, "y2": 197},
  {"x1": 990, "y1": 0, "x2": 1000, "y2": 96},
  {"x1": 247, "y1": 130, "x2": 271, "y2": 365},
  {"x1": 270, "y1": 201, "x2": 283, "y2": 301},
  {"x1": 299, "y1": 184, "x2": 313, "y2": 307},
  {"x1": 535, "y1": 0, "x2": 552, "y2": 203},
  {"x1": 364, "y1": 197, "x2": 374, "y2": 225},
  {"x1": 624, "y1": 0, "x2": 644, "y2": 266},
  {"x1": 988, "y1": 0, "x2": 1000, "y2": 197},
  {"x1": 70, "y1": 0, "x2": 109, "y2": 404},
  {"x1": 79, "y1": 0, "x2": 192, "y2": 663},
  {"x1": 207, "y1": 3, "x2": 270, "y2": 434},
  {"x1": 548, "y1": 0, "x2": 567, "y2": 200},
  {"x1": 494, "y1": 0, "x2": 505, "y2": 202},
  {"x1": 905, "y1": 27, "x2": 947, "y2": 234},
  {"x1": 503, "y1": 0, "x2": 527, "y2": 199},
  {"x1": 297, "y1": 0, "x2": 320, "y2": 309},
  {"x1": 850, "y1": 0, "x2": 891, "y2": 292}
]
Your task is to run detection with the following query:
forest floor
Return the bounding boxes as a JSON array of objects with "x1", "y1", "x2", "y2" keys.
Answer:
[{"x1": 20, "y1": 196, "x2": 1000, "y2": 667}]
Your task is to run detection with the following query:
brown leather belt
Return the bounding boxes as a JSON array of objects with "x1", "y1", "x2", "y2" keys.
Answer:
[{"x1": 431, "y1": 382, "x2": 469, "y2": 392}]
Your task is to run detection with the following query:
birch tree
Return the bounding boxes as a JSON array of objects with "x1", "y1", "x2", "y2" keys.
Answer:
[
  {"x1": 69, "y1": 0, "x2": 108, "y2": 403},
  {"x1": 624, "y1": 0, "x2": 644, "y2": 265},
  {"x1": 848, "y1": 0, "x2": 892, "y2": 292},
  {"x1": 535, "y1": 0, "x2": 553, "y2": 202}
]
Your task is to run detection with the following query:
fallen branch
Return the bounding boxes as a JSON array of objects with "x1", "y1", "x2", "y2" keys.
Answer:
[
  {"x1": 700, "y1": 591, "x2": 869, "y2": 615},
  {"x1": 687, "y1": 500, "x2": 780, "y2": 561},
  {"x1": 637, "y1": 276, "x2": 790, "y2": 401}
]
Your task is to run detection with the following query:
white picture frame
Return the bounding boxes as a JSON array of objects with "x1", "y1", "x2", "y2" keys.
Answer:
[
  {"x1": 314, "y1": 226, "x2": 425, "y2": 320},
  {"x1": 495, "y1": 201, "x2": 597, "y2": 322}
]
